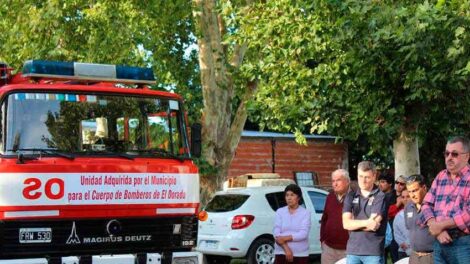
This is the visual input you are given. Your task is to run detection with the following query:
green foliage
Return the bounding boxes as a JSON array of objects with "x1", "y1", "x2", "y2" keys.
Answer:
[
  {"x1": 2, "y1": 0, "x2": 468, "y2": 178},
  {"x1": 0, "y1": 0, "x2": 202, "y2": 123},
  {"x1": 234, "y1": 0, "x2": 470, "y2": 160}
]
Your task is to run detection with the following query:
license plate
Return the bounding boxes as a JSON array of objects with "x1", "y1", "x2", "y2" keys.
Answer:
[
  {"x1": 19, "y1": 228, "x2": 52, "y2": 243},
  {"x1": 204, "y1": 240, "x2": 218, "y2": 249}
]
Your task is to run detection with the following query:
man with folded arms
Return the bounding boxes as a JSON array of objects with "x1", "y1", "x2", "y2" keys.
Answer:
[
  {"x1": 342, "y1": 161, "x2": 388, "y2": 264},
  {"x1": 419, "y1": 136, "x2": 470, "y2": 264}
]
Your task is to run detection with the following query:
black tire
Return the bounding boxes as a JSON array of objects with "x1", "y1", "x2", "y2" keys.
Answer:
[
  {"x1": 205, "y1": 254, "x2": 231, "y2": 264},
  {"x1": 247, "y1": 237, "x2": 275, "y2": 264}
]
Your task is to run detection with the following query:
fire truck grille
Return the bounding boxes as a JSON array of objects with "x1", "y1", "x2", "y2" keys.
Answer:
[{"x1": 0, "y1": 216, "x2": 198, "y2": 259}]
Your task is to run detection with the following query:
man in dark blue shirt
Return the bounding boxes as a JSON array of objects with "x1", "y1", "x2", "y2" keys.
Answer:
[{"x1": 343, "y1": 161, "x2": 389, "y2": 264}]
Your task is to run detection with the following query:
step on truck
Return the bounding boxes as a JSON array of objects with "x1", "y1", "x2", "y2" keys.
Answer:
[{"x1": 0, "y1": 60, "x2": 203, "y2": 264}]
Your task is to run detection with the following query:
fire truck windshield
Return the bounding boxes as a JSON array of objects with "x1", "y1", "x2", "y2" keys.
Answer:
[{"x1": 3, "y1": 92, "x2": 189, "y2": 158}]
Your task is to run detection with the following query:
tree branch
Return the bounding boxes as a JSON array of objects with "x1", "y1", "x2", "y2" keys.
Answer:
[{"x1": 221, "y1": 80, "x2": 258, "y2": 158}]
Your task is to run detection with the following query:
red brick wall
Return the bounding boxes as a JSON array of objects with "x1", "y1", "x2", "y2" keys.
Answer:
[{"x1": 228, "y1": 137, "x2": 348, "y2": 186}]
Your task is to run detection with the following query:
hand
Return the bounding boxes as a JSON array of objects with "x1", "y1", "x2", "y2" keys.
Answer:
[
  {"x1": 400, "y1": 243, "x2": 409, "y2": 250},
  {"x1": 275, "y1": 235, "x2": 291, "y2": 245},
  {"x1": 283, "y1": 244, "x2": 294, "y2": 262},
  {"x1": 365, "y1": 217, "x2": 379, "y2": 231},
  {"x1": 396, "y1": 196, "x2": 404, "y2": 208},
  {"x1": 436, "y1": 230, "x2": 453, "y2": 244},
  {"x1": 428, "y1": 220, "x2": 444, "y2": 236},
  {"x1": 275, "y1": 236, "x2": 286, "y2": 245}
]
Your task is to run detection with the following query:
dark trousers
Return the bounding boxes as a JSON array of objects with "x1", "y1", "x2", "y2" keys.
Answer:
[
  {"x1": 397, "y1": 251, "x2": 408, "y2": 260},
  {"x1": 384, "y1": 239, "x2": 399, "y2": 264},
  {"x1": 274, "y1": 255, "x2": 309, "y2": 264}
]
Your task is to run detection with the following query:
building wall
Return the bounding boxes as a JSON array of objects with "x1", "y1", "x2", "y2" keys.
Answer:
[{"x1": 228, "y1": 137, "x2": 348, "y2": 186}]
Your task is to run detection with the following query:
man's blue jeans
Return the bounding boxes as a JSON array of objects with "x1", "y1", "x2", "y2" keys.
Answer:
[
  {"x1": 346, "y1": 254, "x2": 383, "y2": 264},
  {"x1": 433, "y1": 235, "x2": 470, "y2": 264}
]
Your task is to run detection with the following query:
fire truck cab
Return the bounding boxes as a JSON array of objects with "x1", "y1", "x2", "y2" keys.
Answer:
[{"x1": 0, "y1": 60, "x2": 202, "y2": 264}]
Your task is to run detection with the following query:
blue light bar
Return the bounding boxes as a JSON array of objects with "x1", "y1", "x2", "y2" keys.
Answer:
[{"x1": 22, "y1": 60, "x2": 155, "y2": 84}]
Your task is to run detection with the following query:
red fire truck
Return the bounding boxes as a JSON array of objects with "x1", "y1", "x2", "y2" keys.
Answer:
[{"x1": 0, "y1": 60, "x2": 202, "y2": 264}]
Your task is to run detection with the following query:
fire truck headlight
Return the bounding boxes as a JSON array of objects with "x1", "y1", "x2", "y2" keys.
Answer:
[
  {"x1": 171, "y1": 252, "x2": 202, "y2": 264},
  {"x1": 173, "y1": 224, "x2": 181, "y2": 234}
]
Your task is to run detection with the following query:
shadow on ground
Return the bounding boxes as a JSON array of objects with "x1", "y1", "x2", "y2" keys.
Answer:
[{"x1": 229, "y1": 255, "x2": 321, "y2": 264}]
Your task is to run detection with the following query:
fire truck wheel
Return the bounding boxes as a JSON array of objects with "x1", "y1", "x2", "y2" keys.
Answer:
[{"x1": 247, "y1": 237, "x2": 275, "y2": 264}]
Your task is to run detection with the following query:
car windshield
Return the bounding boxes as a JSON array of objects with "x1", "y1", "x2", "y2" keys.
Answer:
[
  {"x1": 3, "y1": 92, "x2": 189, "y2": 158},
  {"x1": 205, "y1": 194, "x2": 250, "y2": 212},
  {"x1": 307, "y1": 191, "x2": 327, "y2": 213}
]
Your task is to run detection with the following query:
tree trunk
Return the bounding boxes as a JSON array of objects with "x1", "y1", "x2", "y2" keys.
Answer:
[
  {"x1": 193, "y1": 0, "x2": 255, "y2": 197},
  {"x1": 393, "y1": 129, "x2": 420, "y2": 179}
]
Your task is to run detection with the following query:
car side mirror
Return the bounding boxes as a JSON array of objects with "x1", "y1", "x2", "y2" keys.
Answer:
[{"x1": 190, "y1": 123, "x2": 202, "y2": 158}]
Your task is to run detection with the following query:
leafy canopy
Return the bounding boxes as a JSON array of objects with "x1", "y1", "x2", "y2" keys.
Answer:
[
  {"x1": 234, "y1": 0, "x2": 470, "y2": 157},
  {"x1": 0, "y1": 0, "x2": 202, "y2": 122}
]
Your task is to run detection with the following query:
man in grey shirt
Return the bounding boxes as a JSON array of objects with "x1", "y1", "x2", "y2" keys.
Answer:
[
  {"x1": 343, "y1": 161, "x2": 388, "y2": 264},
  {"x1": 405, "y1": 174, "x2": 435, "y2": 264}
]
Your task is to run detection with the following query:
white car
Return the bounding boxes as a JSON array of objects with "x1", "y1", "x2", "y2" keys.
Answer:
[{"x1": 196, "y1": 185, "x2": 328, "y2": 264}]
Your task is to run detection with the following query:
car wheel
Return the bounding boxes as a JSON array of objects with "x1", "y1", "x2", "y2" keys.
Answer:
[
  {"x1": 247, "y1": 237, "x2": 274, "y2": 264},
  {"x1": 205, "y1": 254, "x2": 231, "y2": 264}
]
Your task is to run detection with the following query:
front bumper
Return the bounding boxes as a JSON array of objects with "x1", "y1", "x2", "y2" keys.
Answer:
[{"x1": 0, "y1": 252, "x2": 203, "y2": 264}]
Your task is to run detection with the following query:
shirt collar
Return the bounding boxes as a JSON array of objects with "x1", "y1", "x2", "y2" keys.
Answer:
[
  {"x1": 354, "y1": 185, "x2": 379, "y2": 197},
  {"x1": 336, "y1": 188, "x2": 350, "y2": 202},
  {"x1": 445, "y1": 164, "x2": 470, "y2": 179}
]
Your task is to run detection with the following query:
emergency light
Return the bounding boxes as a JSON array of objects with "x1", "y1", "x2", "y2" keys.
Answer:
[{"x1": 22, "y1": 60, "x2": 155, "y2": 84}]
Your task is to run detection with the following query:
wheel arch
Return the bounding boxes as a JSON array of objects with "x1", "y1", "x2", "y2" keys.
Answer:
[{"x1": 245, "y1": 233, "x2": 274, "y2": 258}]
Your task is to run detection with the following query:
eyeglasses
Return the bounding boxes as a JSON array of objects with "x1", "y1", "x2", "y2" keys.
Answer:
[
  {"x1": 443, "y1": 151, "x2": 468, "y2": 158},
  {"x1": 395, "y1": 181, "x2": 405, "y2": 186}
]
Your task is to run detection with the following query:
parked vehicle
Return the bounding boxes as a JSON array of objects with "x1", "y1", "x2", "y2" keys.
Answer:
[
  {"x1": 197, "y1": 181, "x2": 328, "y2": 264},
  {"x1": 0, "y1": 60, "x2": 202, "y2": 264}
]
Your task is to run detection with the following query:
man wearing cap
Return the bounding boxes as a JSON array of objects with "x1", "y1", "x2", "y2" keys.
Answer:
[
  {"x1": 419, "y1": 136, "x2": 470, "y2": 263},
  {"x1": 405, "y1": 174, "x2": 435, "y2": 264},
  {"x1": 394, "y1": 175, "x2": 407, "y2": 209},
  {"x1": 320, "y1": 169, "x2": 350, "y2": 264},
  {"x1": 343, "y1": 161, "x2": 389, "y2": 264}
]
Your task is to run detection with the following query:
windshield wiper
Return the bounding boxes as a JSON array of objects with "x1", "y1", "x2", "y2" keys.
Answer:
[
  {"x1": 128, "y1": 148, "x2": 185, "y2": 162},
  {"x1": 84, "y1": 150, "x2": 135, "y2": 160},
  {"x1": 8, "y1": 148, "x2": 75, "y2": 160}
]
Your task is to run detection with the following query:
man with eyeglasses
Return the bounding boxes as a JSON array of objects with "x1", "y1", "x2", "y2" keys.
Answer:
[
  {"x1": 404, "y1": 174, "x2": 434, "y2": 264},
  {"x1": 419, "y1": 136, "x2": 470, "y2": 263},
  {"x1": 394, "y1": 176, "x2": 407, "y2": 209}
]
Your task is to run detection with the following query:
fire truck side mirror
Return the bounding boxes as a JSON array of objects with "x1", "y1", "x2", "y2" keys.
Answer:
[{"x1": 190, "y1": 123, "x2": 202, "y2": 158}]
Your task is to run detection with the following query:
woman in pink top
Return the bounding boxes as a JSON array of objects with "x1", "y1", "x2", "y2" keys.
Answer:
[{"x1": 273, "y1": 184, "x2": 311, "y2": 264}]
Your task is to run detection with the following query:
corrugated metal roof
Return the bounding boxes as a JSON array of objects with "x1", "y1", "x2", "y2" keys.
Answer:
[{"x1": 241, "y1": 130, "x2": 338, "y2": 140}]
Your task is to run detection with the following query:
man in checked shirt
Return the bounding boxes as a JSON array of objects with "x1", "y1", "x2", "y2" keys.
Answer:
[{"x1": 419, "y1": 136, "x2": 470, "y2": 264}]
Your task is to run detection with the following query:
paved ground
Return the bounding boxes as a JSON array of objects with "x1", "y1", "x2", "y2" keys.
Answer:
[{"x1": 230, "y1": 256, "x2": 321, "y2": 264}]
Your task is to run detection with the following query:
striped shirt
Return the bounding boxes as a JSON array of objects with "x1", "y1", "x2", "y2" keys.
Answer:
[{"x1": 420, "y1": 165, "x2": 470, "y2": 234}]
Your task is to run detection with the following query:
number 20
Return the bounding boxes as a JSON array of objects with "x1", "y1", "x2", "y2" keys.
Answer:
[{"x1": 22, "y1": 178, "x2": 64, "y2": 200}]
